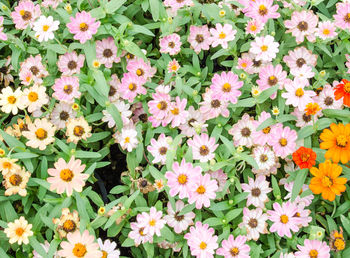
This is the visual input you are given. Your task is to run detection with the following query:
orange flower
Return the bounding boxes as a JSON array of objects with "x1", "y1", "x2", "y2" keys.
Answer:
[
  {"x1": 309, "y1": 160, "x2": 347, "y2": 202},
  {"x1": 304, "y1": 102, "x2": 321, "y2": 116},
  {"x1": 292, "y1": 147, "x2": 317, "y2": 169},
  {"x1": 319, "y1": 123, "x2": 350, "y2": 164},
  {"x1": 334, "y1": 79, "x2": 350, "y2": 107}
]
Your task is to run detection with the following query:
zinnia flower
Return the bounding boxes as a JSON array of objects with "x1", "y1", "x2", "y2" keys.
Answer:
[
  {"x1": 33, "y1": 15, "x2": 60, "y2": 42},
  {"x1": 210, "y1": 23, "x2": 237, "y2": 49},
  {"x1": 57, "y1": 51, "x2": 85, "y2": 76},
  {"x1": 243, "y1": 0, "x2": 280, "y2": 24},
  {"x1": 11, "y1": 0, "x2": 41, "y2": 30},
  {"x1": 136, "y1": 207, "x2": 166, "y2": 236},
  {"x1": 96, "y1": 37, "x2": 120, "y2": 68},
  {"x1": 216, "y1": 235, "x2": 250, "y2": 258},
  {"x1": 66, "y1": 11, "x2": 100, "y2": 44},
  {"x1": 187, "y1": 133, "x2": 218, "y2": 163},
  {"x1": 269, "y1": 125, "x2": 297, "y2": 158},
  {"x1": 333, "y1": 2, "x2": 350, "y2": 31},
  {"x1": 210, "y1": 71, "x2": 243, "y2": 104},
  {"x1": 164, "y1": 200, "x2": 195, "y2": 234},
  {"x1": 239, "y1": 207, "x2": 268, "y2": 241},
  {"x1": 241, "y1": 175, "x2": 272, "y2": 208},
  {"x1": 292, "y1": 147, "x2": 317, "y2": 169},
  {"x1": 295, "y1": 239, "x2": 330, "y2": 258},
  {"x1": 97, "y1": 238, "x2": 120, "y2": 258},
  {"x1": 0, "y1": 16, "x2": 7, "y2": 41},
  {"x1": 187, "y1": 25, "x2": 211, "y2": 53},
  {"x1": 309, "y1": 160, "x2": 347, "y2": 202},
  {"x1": 159, "y1": 33, "x2": 182, "y2": 55},
  {"x1": 188, "y1": 174, "x2": 218, "y2": 209},
  {"x1": 53, "y1": 76, "x2": 81, "y2": 103},
  {"x1": 334, "y1": 79, "x2": 350, "y2": 107},
  {"x1": 250, "y1": 35, "x2": 279, "y2": 62},
  {"x1": 22, "y1": 118, "x2": 56, "y2": 150},
  {"x1": 3, "y1": 167, "x2": 31, "y2": 197},
  {"x1": 52, "y1": 208, "x2": 80, "y2": 239},
  {"x1": 5, "y1": 216, "x2": 33, "y2": 245},
  {"x1": 66, "y1": 116, "x2": 92, "y2": 144},
  {"x1": 0, "y1": 87, "x2": 25, "y2": 115}
]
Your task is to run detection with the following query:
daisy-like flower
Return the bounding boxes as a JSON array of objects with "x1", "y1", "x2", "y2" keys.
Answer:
[
  {"x1": 239, "y1": 207, "x2": 268, "y2": 241},
  {"x1": 128, "y1": 222, "x2": 153, "y2": 247},
  {"x1": 284, "y1": 182, "x2": 314, "y2": 207},
  {"x1": 5, "y1": 216, "x2": 33, "y2": 245},
  {"x1": 10, "y1": 116, "x2": 32, "y2": 138},
  {"x1": 199, "y1": 89, "x2": 230, "y2": 119},
  {"x1": 241, "y1": 52, "x2": 270, "y2": 74},
  {"x1": 21, "y1": 84, "x2": 49, "y2": 113},
  {"x1": 148, "y1": 86, "x2": 171, "y2": 124},
  {"x1": 0, "y1": 158, "x2": 21, "y2": 176},
  {"x1": 164, "y1": 0, "x2": 193, "y2": 13},
  {"x1": 216, "y1": 235, "x2": 250, "y2": 258},
  {"x1": 317, "y1": 84, "x2": 342, "y2": 110},
  {"x1": 295, "y1": 239, "x2": 330, "y2": 258},
  {"x1": 19, "y1": 54, "x2": 49, "y2": 85},
  {"x1": 184, "y1": 222, "x2": 218, "y2": 258},
  {"x1": 187, "y1": 133, "x2": 218, "y2": 163},
  {"x1": 154, "y1": 179, "x2": 164, "y2": 192},
  {"x1": 96, "y1": 37, "x2": 120, "y2": 68},
  {"x1": 165, "y1": 159, "x2": 201, "y2": 199},
  {"x1": 187, "y1": 25, "x2": 211, "y2": 53},
  {"x1": 282, "y1": 78, "x2": 316, "y2": 111},
  {"x1": 304, "y1": 102, "x2": 321, "y2": 116},
  {"x1": 164, "y1": 200, "x2": 195, "y2": 234},
  {"x1": 309, "y1": 160, "x2": 347, "y2": 202},
  {"x1": 210, "y1": 71, "x2": 243, "y2": 104},
  {"x1": 252, "y1": 111, "x2": 275, "y2": 146},
  {"x1": 160, "y1": 33, "x2": 182, "y2": 55},
  {"x1": 57, "y1": 51, "x2": 85, "y2": 76},
  {"x1": 11, "y1": 0, "x2": 41, "y2": 30},
  {"x1": 242, "y1": 175, "x2": 272, "y2": 208},
  {"x1": 244, "y1": 0, "x2": 280, "y2": 24},
  {"x1": 229, "y1": 113, "x2": 256, "y2": 148},
  {"x1": 47, "y1": 156, "x2": 88, "y2": 197},
  {"x1": 147, "y1": 133, "x2": 171, "y2": 165},
  {"x1": 127, "y1": 58, "x2": 156, "y2": 81},
  {"x1": 42, "y1": 0, "x2": 63, "y2": 9},
  {"x1": 330, "y1": 229, "x2": 346, "y2": 252},
  {"x1": 250, "y1": 35, "x2": 279, "y2": 62},
  {"x1": 97, "y1": 238, "x2": 120, "y2": 258},
  {"x1": 245, "y1": 19, "x2": 264, "y2": 35},
  {"x1": 252, "y1": 145, "x2": 279, "y2": 176},
  {"x1": 208, "y1": 169, "x2": 228, "y2": 192},
  {"x1": 290, "y1": 65, "x2": 315, "y2": 86},
  {"x1": 334, "y1": 2, "x2": 350, "y2": 31},
  {"x1": 137, "y1": 207, "x2": 166, "y2": 236},
  {"x1": 165, "y1": 97, "x2": 189, "y2": 127},
  {"x1": 268, "y1": 201, "x2": 302, "y2": 238},
  {"x1": 0, "y1": 16, "x2": 7, "y2": 41},
  {"x1": 50, "y1": 102, "x2": 77, "y2": 129},
  {"x1": 22, "y1": 118, "x2": 56, "y2": 150},
  {"x1": 283, "y1": 47, "x2": 318, "y2": 72},
  {"x1": 284, "y1": 10, "x2": 318, "y2": 44},
  {"x1": 108, "y1": 74, "x2": 121, "y2": 102},
  {"x1": 320, "y1": 123, "x2": 350, "y2": 164},
  {"x1": 291, "y1": 108, "x2": 317, "y2": 128},
  {"x1": 188, "y1": 174, "x2": 218, "y2": 209},
  {"x1": 292, "y1": 147, "x2": 317, "y2": 169},
  {"x1": 58, "y1": 230, "x2": 102, "y2": 257},
  {"x1": 316, "y1": 21, "x2": 337, "y2": 40},
  {"x1": 237, "y1": 57, "x2": 253, "y2": 71},
  {"x1": 52, "y1": 208, "x2": 80, "y2": 239},
  {"x1": 3, "y1": 167, "x2": 31, "y2": 197},
  {"x1": 33, "y1": 15, "x2": 59, "y2": 42},
  {"x1": 119, "y1": 72, "x2": 146, "y2": 103},
  {"x1": 53, "y1": 76, "x2": 81, "y2": 103},
  {"x1": 257, "y1": 64, "x2": 287, "y2": 99},
  {"x1": 67, "y1": 11, "x2": 101, "y2": 44},
  {"x1": 334, "y1": 79, "x2": 350, "y2": 107},
  {"x1": 269, "y1": 125, "x2": 297, "y2": 158},
  {"x1": 167, "y1": 59, "x2": 180, "y2": 73},
  {"x1": 102, "y1": 100, "x2": 132, "y2": 128},
  {"x1": 114, "y1": 127, "x2": 139, "y2": 152},
  {"x1": 179, "y1": 106, "x2": 207, "y2": 137},
  {"x1": 210, "y1": 23, "x2": 236, "y2": 49},
  {"x1": 0, "y1": 87, "x2": 25, "y2": 115},
  {"x1": 66, "y1": 116, "x2": 92, "y2": 144}
]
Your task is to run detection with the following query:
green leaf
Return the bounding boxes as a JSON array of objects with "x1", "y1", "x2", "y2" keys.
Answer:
[
  {"x1": 149, "y1": 0, "x2": 160, "y2": 21},
  {"x1": 334, "y1": 201, "x2": 350, "y2": 218},
  {"x1": 256, "y1": 85, "x2": 279, "y2": 103},
  {"x1": 271, "y1": 175, "x2": 281, "y2": 198},
  {"x1": 149, "y1": 166, "x2": 166, "y2": 180},
  {"x1": 29, "y1": 237, "x2": 47, "y2": 257},
  {"x1": 106, "y1": 104, "x2": 123, "y2": 130},
  {"x1": 178, "y1": 203, "x2": 196, "y2": 216},
  {"x1": 122, "y1": 238, "x2": 135, "y2": 247},
  {"x1": 85, "y1": 132, "x2": 111, "y2": 143},
  {"x1": 10, "y1": 152, "x2": 38, "y2": 159},
  {"x1": 256, "y1": 117, "x2": 275, "y2": 131},
  {"x1": 291, "y1": 169, "x2": 308, "y2": 202},
  {"x1": 322, "y1": 109, "x2": 350, "y2": 121},
  {"x1": 93, "y1": 70, "x2": 109, "y2": 98},
  {"x1": 340, "y1": 215, "x2": 350, "y2": 235},
  {"x1": 203, "y1": 217, "x2": 222, "y2": 227},
  {"x1": 232, "y1": 98, "x2": 256, "y2": 108},
  {"x1": 90, "y1": 7, "x2": 106, "y2": 19},
  {"x1": 123, "y1": 40, "x2": 146, "y2": 61},
  {"x1": 75, "y1": 151, "x2": 102, "y2": 159},
  {"x1": 0, "y1": 130, "x2": 25, "y2": 149},
  {"x1": 225, "y1": 208, "x2": 243, "y2": 222},
  {"x1": 238, "y1": 153, "x2": 259, "y2": 169},
  {"x1": 106, "y1": 0, "x2": 127, "y2": 13},
  {"x1": 297, "y1": 126, "x2": 314, "y2": 140},
  {"x1": 110, "y1": 185, "x2": 129, "y2": 194},
  {"x1": 219, "y1": 135, "x2": 235, "y2": 154}
]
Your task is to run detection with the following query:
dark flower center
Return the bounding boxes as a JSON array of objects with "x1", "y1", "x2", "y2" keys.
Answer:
[
  {"x1": 195, "y1": 34, "x2": 204, "y2": 43},
  {"x1": 174, "y1": 211, "x2": 184, "y2": 221},
  {"x1": 211, "y1": 99, "x2": 220, "y2": 108},
  {"x1": 199, "y1": 145, "x2": 209, "y2": 156},
  {"x1": 268, "y1": 75, "x2": 278, "y2": 86},
  {"x1": 68, "y1": 60, "x2": 77, "y2": 70},
  {"x1": 251, "y1": 187, "x2": 261, "y2": 197},
  {"x1": 159, "y1": 147, "x2": 167, "y2": 155},
  {"x1": 30, "y1": 66, "x2": 39, "y2": 75},
  {"x1": 21, "y1": 11, "x2": 32, "y2": 21},
  {"x1": 297, "y1": 21, "x2": 308, "y2": 31},
  {"x1": 103, "y1": 49, "x2": 113, "y2": 58},
  {"x1": 302, "y1": 114, "x2": 312, "y2": 122},
  {"x1": 59, "y1": 111, "x2": 69, "y2": 121},
  {"x1": 241, "y1": 127, "x2": 251, "y2": 137},
  {"x1": 324, "y1": 96, "x2": 333, "y2": 106},
  {"x1": 248, "y1": 218, "x2": 258, "y2": 228},
  {"x1": 296, "y1": 58, "x2": 306, "y2": 67}
]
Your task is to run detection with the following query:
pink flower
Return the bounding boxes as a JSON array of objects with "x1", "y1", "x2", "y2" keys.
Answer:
[
  {"x1": 164, "y1": 0, "x2": 193, "y2": 13},
  {"x1": 295, "y1": 239, "x2": 330, "y2": 258},
  {"x1": 316, "y1": 21, "x2": 337, "y2": 40},
  {"x1": 184, "y1": 222, "x2": 218, "y2": 258},
  {"x1": 210, "y1": 23, "x2": 236, "y2": 49},
  {"x1": 11, "y1": 0, "x2": 41, "y2": 30},
  {"x1": 67, "y1": 11, "x2": 100, "y2": 44},
  {"x1": 290, "y1": 65, "x2": 315, "y2": 86},
  {"x1": 252, "y1": 145, "x2": 280, "y2": 176},
  {"x1": 188, "y1": 174, "x2": 218, "y2": 209},
  {"x1": 317, "y1": 84, "x2": 343, "y2": 110},
  {"x1": 42, "y1": 0, "x2": 62, "y2": 9},
  {"x1": 165, "y1": 159, "x2": 201, "y2": 199},
  {"x1": 243, "y1": 0, "x2": 280, "y2": 24},
  {"x1": 229, "y1": 113, "x2": 256, "y2": 148},
  {"x1": 250, "y1": 35, "x2": 279, "y2": 62},
  {"x1": 291, "y1": 108, "x2": 317, "y2": 128},
  {"x1": 53, "y1": 76, "x2": 81, "y2": 103},
  {"x1": 179, "y1": 106, "x2": 207, "y2": 137},
  {"x1": 128, "y1": 222, "x2": 153, "y2": 247},
  {"x1": 284, "y1": 10, "x2": 318, "y2": 44},
  {"x1": 96, "y1": 37, "x2": 120, "y2": 68},
  {"x1": 245, "y1": 19, "x2": 264, "y2": 35},
  {"x1": 237, "y1": 57, "x2": 253, "y2": 71},
  {"x1": 199, "y1": 89, "x2": 230, "y2": 119},
  {"x1": 239, "y1": 207, "x2": 268, "y2": 241},
  {"x1": 256, "y1": 64, "x2": 287, "y2": 99},
  {"x1": 47, "y1": 156, "x2": 88, "y2": 196},
  {"x1": 334, "y1": 2, "x2": 350, "y2": 31},
  {"x1": 252, "y1": 111, "x2": 276, "y2": 146},
  {"x1": 164, "y1": 200, "x2": 195, "y2": 234},
  {"x1": 283, "y1": 46, "x2": 317, "y2": 72},
  {"x1": 159, "y1": 33, "x2": 182, "y2": 55},
  {"x1": 188, "y1": 25, "x2": 211, "y2": 53},
  {"x1": 167, "y1": 59, "x2": 180, "y2": 73},
  {"x1": 57, "y1": 51, "x2": 85, "y2": 76},
  {"x1": 147, "y1": 133, "x2": 171, "y2": 165},
  {"x1": 187, "y1": 133, "x2": 218, "y2": 163},
  {"x1": 136, "y1": 207, "x2": 166, "y2": 237},
  {"x1": 242, "y1": 52, "x2": 271, "y2": 74},
  {"x1": 210, "y1": 71, "x2": 243, "y2": 104},
  {"x1": 127, "y1": 58, "x2": 156, "y2": 81},
  {"x1": 165, "y1": 97, "x2": 189, "y2": 127},
  {"x1": 0, "y1": 16, "x2": 7, "y2": 40},
  {"x1": 216, "y1": 235, "x2": 250, "y2": 258},
  {"x1": 241, "y1": 175, "x2": 272, "y2": 208},
  {"x1": 284, "y1": 182, "x2": 314, "y2": 207},
  {"x1": 281, "y1": 78, "x2": 316, "y2": 111},
  {"x1": 269, "y1": 125, "x2": 297, "y2": 158},
  {"x1": 208, "y1": 169, "x2": 228, "y2": 192},
  {"x1": 19, "y1": 55, "x2": 48, "y2": 85},
  {"x1": 119, "y1": 72, "x2": 146, "y2": 103}
]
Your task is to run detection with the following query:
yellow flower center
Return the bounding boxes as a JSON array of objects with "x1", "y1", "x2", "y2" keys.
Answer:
[
  {"x1": 260, "y1": 45, "x2": 268, "y2": 52},
  {"x1": 334, "y1": 238, "x2": 345, "y2": 251},
  {"x1": 177, "y1": 174, "x2": 187, "y2": 184},
  {"x1": 258, "y1": 5, "x2": 267, "y2": 16},
  {"x1": 28, "y1": 92, "x2": 38, "y2": 102},
  {"x1": 322, "y1": 176, "x2": 333, "y2": 187},
  {"x1": 93, "y1": 60, "x2": 100, "y2": 68},
  {"x1": 323, "y1": 28, "x2": 330, "y2": 35},
  {"x1": 128, "y1": 83, "x2": 136, "y2": 91},
  {"x1": 230, "y1": 247, "x2": 239, "y2": 256},
  {"x1": 262, "y1": 127, "x2": 271, "y2": 134},
  {"x1": 280, "y1": 215, "x2": 289, "y2": 224},
  {"x1": 336, "y1": 135, "x2": 348, "y2": 147},
  {"x1": 124, "y1": 137, "x2": 130, "y2": 143},
  {"x1": 250, "y1": 25, "x2": 257, "y2": 31},
  {"x1": 79, "y1": 23, "x2": 89, "y2": 32},
  {"x1": 72, "y1": 243, "x2": 87, "y2": 257},
  {"x1": 222, "y1": 83, "x2": 231, "y2": 92},
  {"x1": 102, "y1": 251, "x2": 108, "y2": 258},
  {"x1": 196, "y1": 185, "x2": 206, "y2": 194},
  {"x1": 219, "y1": 32, "x2": 226, "y2": 39},
  {"x1": 171, "y1": 64, "x2": 178, "y2": 71},
  {"x1": 3, "y1": 161, "x2": 12, "y2": 169},
  {"x1": 7, "y1": 96, "x2": 16, "y2": 104},
  {"x1": 309, "y1": 249, "x2": 318, "y2": 258},
  {"x1": 344, "y1": 82, "x2": 350, "y2": 93},
  {"x1": 136, "y1": 69, "x2": 144, "y2": 76},
  {"x1": 15, "y1": 227, "x2": 24, "y2": 237},
  {"x1": 42, "y1": 25, "x2": 49, "y2": 31},
  {"x1": 199, "y1": 241, "x2": 207, "y2": 249},
  {"x1": 279, "y1": 138, "x2": 287, "y2": 146},
  {"x1": 171, "y1": 108, "x2": 179, "y2": 115},
  {"x1": 9, "y1": 174, "x2": 22, "y2": 186},
  {"x1": 73, "y1": 126, "x2": 84, "y2": 137},
  {"x1": 35, "y1": 128, "x2": 47, "y2": 140},
  {"x1": 300, "y1": 153, "x2": 310, "y2": 162},
  {"x1": 63, "y1": 219, "x2": 76, "y2": 232},
  {"x1": 139, "y1": 228, "x2": 145, "y2": 236},
  {"x1": 295, "y1": 88, "x2": 304, "y2": 97},
  {"x1": 26, "y1": 76, "x2": 32, "y2": 83},
  {"x1": 63, "y1": 85, "x2": 73, "y2": 94},
  {"x1": 149, "y1": 219, "x2": 156, "y2": 226},
  {"x1": 19, "y1": 10, "x2": 25, "y2": 16},
  {"x1": 60, "y1": 169, "x2": 74, "y2": 182}
]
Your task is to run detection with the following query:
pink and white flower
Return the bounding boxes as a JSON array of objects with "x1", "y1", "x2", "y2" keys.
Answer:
[
  {"x1": 295, "y1": 239, "x2": 330, "y2": 258},
  {"x1": 159, "y1": 33, "x2": 182, "y2": 55},
  {"x1": 269, "y1": 125, "x2": 297, "y2": 158},
  {"x1": 210, "y1": 23, "x2": 236, "y2": 49},
  {"x1": 228, "y1": 113, "x2": 256, "y2": 148},
  {"x1": 57, "y1": 51, "x2": 85, "y2": 76},
  {"x1": 164, "y1": 200, "x2": 195, "y2": 234},
  {"x1": 256, "y1": 64, "x2": 287, "y2": 99},
  {"x1": 216, "y1": 235, "x2": 250, "y2": 258},
  {"x1": 290, "y1": 65, "x2": 315, "y2": 86},
  {"x1": 316, "y1": 21, "x2": 337, "y2": 40},
  {"x1": 96, "y1": 37, "x2": 120, "y2": 68},
  {"x1": 239, "y1": 207, "x2": 268, "y2": 241},
  {"x1": 245, "y1": 19, "x2": 264, "y2": 35},
  {"x1": 147, "y1": 133, "x2": 171, "y2": 165},
  {"x1": 0, "y1": 16, "x2": 7, "y2": 41},
  {"x1": 114, "y1": 126, "x2": 139, "y2": 152},
  {"x1": 334, "y1": 2, "x2": 350, "y2": 31},
  {"x1": 210, "y1": 71, "x2": 243, "y2": 104},
  {"x1": 283, "y1": 47, "x2": 317, "y2": 72},
  {"x1": 316, "y1": 84, "x2": 343, "y2": 110},
  {"x1": 11, "y1": 0, "x2": 41, "y2": 30},
  {"x1": 188, "y1": 25, "x2": 211, "y2": 53},
  {"x1": 187, "y1": 133, "x2": 218, "y2": 163},
  {"x1": 243, "y1": 0, "x2": 280, "y2": 24},
  {"x1": 284, "y1": 182, "x2": 314, "y2": 207},
  {"x1": 128, "y1": 222, "x2": 153, "y2": 247},
  {"x1": 164, "y1": 97, "x2": 189, "y2": 127},
  {"x1": 242, "y1": 175, "x2": 272, "y2": 208},
  {"x1": 252, "y1": 111, "x2": 275, "y2": 146},
  {"x1": 208, "y1": 169, "x2": 228, "y2": 192},
  {"x1": 250, "y1": 35, "x2": 279, "y2": 62},
  {"x1": 199, "y1": 89, "x2": 230, "y2": 119},
  {"x1": 179, "y1": 106, "x2": 207, "y2": 137},
  {"x1": 252, "y1": 145, "x2": 280, "y2": 176},
  {"x1": 188, "y1": 174, "x2": 218, "y2": 209},
  {"x1": 136, "y1": 207, "x2": 166, "y2": 237},
  {"x1": 53, "y1": 76, "x2": 81, "y2": 103},
  {"x1": 127, "y1": 58, "x2": 156, "y2": 81},
  {"x1": 67, "y1": 11, "x2": 100, "y2": 44},
  {"x1": 119, "y1": 72, "x2": 146, "y2": 103}
]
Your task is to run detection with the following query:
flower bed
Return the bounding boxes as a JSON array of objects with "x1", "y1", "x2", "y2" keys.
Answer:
[{"x1": 0, "y1": 0, "x2": 350, "y2": 257}]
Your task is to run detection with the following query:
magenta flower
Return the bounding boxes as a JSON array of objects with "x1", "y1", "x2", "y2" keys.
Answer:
[
  {"x1": 187, "y1": 133, "x2": 218, "y2": 163},
  {"x1": 216, "y1": 235, "x2": 250, "y2": 258},
  {"x1": 188, "y1": 174, "x2": 218, "y2": 209},
  {"x1": 269, "y1": 124, "x2": 297, "y2": 158},
  {"x1": 210, "y1": 71, "x2": 243, "y2": 104},
  {"x1": 243, "y1": 0, "x2": 280, "y2": 24},
  {"x1": 67, "y1": 11, "x2": 100, "y2": 44},
  {"x1": 252, "y1": 111, "x2": 276, "y2": 146},
  {"x1": 136, "y1": 207, "x2": 166, "y2": 237},
  {"x1": 52, "y1": 76, "x2": 81, "y2": 103},
  {"x1": 119, "y1": 72, "x2": 146, "y2": 103},
  {"x1": 187, "y1": 25, "x2": 211, "y2": 54}
]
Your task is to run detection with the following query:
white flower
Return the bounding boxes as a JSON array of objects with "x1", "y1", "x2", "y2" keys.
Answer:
[
  {"x1": 33, "y1": 16, "x2": 60, "y2": 42},
  {"x1": 250, "y1": 35, "x2": 279, "y2": 62},
  {"x1": 22, "y1": 118, "x2": 56, "y2": 150},
  {"x1": 241, "y1": 175, "x2": 272, "y2": 208},
  {"x1": 0, "y1": 87, "x2": 25, "y2": 115},
  {"x1": 115, "y1": 127, "x2": 138, "y2": 152},
  {"x1": 97, "y1": 238, "x2": 120, "y2": 258},
  {"x1": 21, "y1": 84, "x2": 49, "y2": 113},
  {"x1": 102, "y1": 100, "x2": 132, "y2": 128},
  {"x1": 5, "y1": 216, "x2": 33, "y2": 245}
]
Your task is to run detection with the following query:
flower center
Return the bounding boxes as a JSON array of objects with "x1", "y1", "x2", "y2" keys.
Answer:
[
  {"x1": 344, "y1": 13, "x2": 350, "y2": 23},
  {"x1": 68, "y1": 60, "x2": 77, "y2": 70},
  {"x1": 128, "y1": 83, "x2": 137, "y2": 91},
  {"x1": 171, "y1": 108, "x2": 179, "y2": 115},
  {"x1": 302, "y1": 113, "x2": 312, "y2": 122},
  {"x1": 295, "y1": 88, "x2": 304, "y2": 97},
  {"x1": 168, "y1": 41, "x2": 175, "y2": 48},
  {"x1": 297, "y1": 21, "x2": 308, "y2": 31},
  {"x1": 20, "y1": 10, "x2": 32, "y2": 21},
  {"x1": 103, "y1": 48, "x2": 113, "y2": 58},
  {"x1": 60, "y1": 111, "x2": 69, "y2": 121},
  {"x1": 250, "y1": 24, "x2": 257, "y2": 31},
  {"x1": 260, "y1": 45, "x2": 268, "y2": 52},
  {"x1": 35, "y1": 128, "x2": 47, "y2": 140},
  {"x1": 222, "y1": 83, "x2": 231, "y2": 92},
  {"x1": 334, "y1": 238, "x2": 345, "y2": 251},
  {"x1": 279, "y1": 138, "x2": 287, "y2": 146},
  {"x1": 296, "y1": 58, "x2": 306, "y2": 67},
  {"x1": 171, "y1": 64, "x2": 178, "y2": 71},
  {"x1": 177, "y1": 174, "x2": 187, "y2": 184},
  {"x1": 211, "y1": 99, "x2": 221, "y2": 108},
  {"x1": 3, "y1": 162, "x2": 12, "y2": 169},
  {"x1": 258, "y1": 5, "x2": 267, "y2": 16},
  {"x1": 73, "y1": 126, "x2": 84, "y2": 137},
  {"x1": 251, "y1": 187, "x2": 261, "y2": 197},
  {"x1": 30, "y1": 66, "x2": 39, "y2": 75},
  {"x1": 63, "y1": 85, "x2": 73, "y2": 94},
  {"x1": 230, "y1": 247, "x2": 240, "y2": 256},
  {"x1": 199, "y1": 241, "x2": 207, "y2": 250},
  {"x1": 241, "y1": 127, "x2": 251, "y2": 137},
  {"x1": 309, "y1": 249, "x2": 318, "y2": 258},
  {"x1": 102, "y1": 251, "x2": 108, "y2": 258},
  {"x1": 219, "y1": 32, "x2": 226, "y2": 39},
  {"x1": 15, "y1": 227, "x2": 25, "y2": 236},
  {"x1": 344, "y1": 82, "x2": 350, "y2": 93},
  {"x1": 324, "y1": 96, "x2": 333, "y2": 106},
  {"x1": 28, "y1": 92, "x2": 38, "y2": 102},
  {"x1": 248, "y1": 218, "x2": 258, "y2": 228},
  {"x1": 199, "y1": 145, "x2": 209, "y2": 156},
  {"x1": 336, "y1": 135, "x2": 348, "y2": 147},
  {"x1": 196, "y1": 185, "x2": 206, "y2": 194},
  {"x1": 73, "y1": 243, "x2": 87, "y2": 257},
  {"x1": 9, "y1": 174, "x2": 22, "y2": 186},
  {"x1": 260, "y1": 154, "x2": 268, "y2": 163},
  {"x1": 159, "y1": 147, "x2": 167, "y2": 155},
  {"x1": 149, "y1": 219, "x2": 156, "y2": 226},
  {"x1": 322, "y1": 176, "x2": 333, "y2": 187},
  {"x1": 268, "y1": 75, "x2": 277, "y2": 86},
  {"x1": 280, "y1": 215, "x2": 289, "y2": 224},
  {"x1": 60, "y1": 169, "x2": 74, "y2": 182},
  {"x1": 136, "y1": 69, "x2": 144, "y2": 76},
  {"x1": 139, "y1": 228, "x2": 145, "y2": 236},
  {"x1": 195, "y1": 34, "x2": 204, "y2": 43},
  {"x1": 262, "y1": 127, "x2": 271, "y2": 134},
  {"x1": 300, "y1": 153, "x2": 310, "y2": 162},
  {"x1": 7, "y1": 96, "x2": 16, "y2": 104},
  {"x1": 79, "y1": 23, "x2": 89, "y2": 32},
  {"x1": 124, "y1": 137, "x2": 130, "y2": 143},
  {"x1": 174, "y1": 211, "x2": 184, "y2": 221},
  {"x1": 42, "y1": 25, "x2": 50, "y2": 32},
  {"x1": 323, "y1": 28, "x2": 330, "y2": 35},
  {"x1": 157, "y1": 101, "x2": 167, "y2": 110},
  {"x1": 63, "y1": 219, "x2": 76, "y2": 232}
]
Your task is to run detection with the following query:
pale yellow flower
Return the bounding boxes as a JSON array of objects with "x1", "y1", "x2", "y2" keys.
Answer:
[{"x1": 5, "y1": 216, "x2": 33, "y2": 245}]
